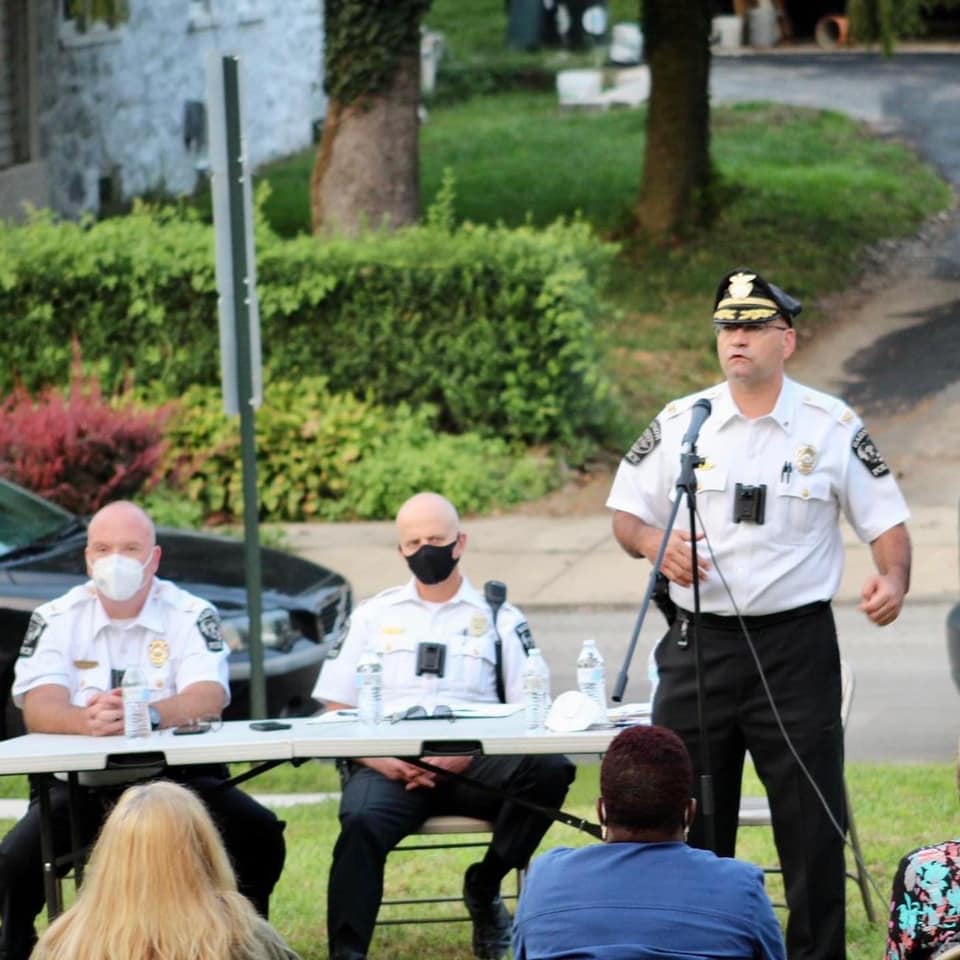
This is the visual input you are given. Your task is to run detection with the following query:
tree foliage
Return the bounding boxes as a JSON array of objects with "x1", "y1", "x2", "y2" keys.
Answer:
[
  {"x1": 848, "y1": 0, "x2": 960, "y2": 52},
  {"x1": 323, "y1": 0, "x2": 432, "y2": 107}
]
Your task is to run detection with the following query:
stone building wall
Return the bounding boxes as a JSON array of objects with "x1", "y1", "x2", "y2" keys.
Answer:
[{"x1": 34, "y1": 0, "x2": 325, "y2": 217}]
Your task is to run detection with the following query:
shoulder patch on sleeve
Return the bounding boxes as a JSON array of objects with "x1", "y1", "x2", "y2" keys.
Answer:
[
  {"x1": 514, "y1": 621, "x2": 534, "y2": 653},
  {"x1": 624, "y1": 418, "x2": 662, "y2": 466},
  {"x1": 20, "y1": 612, "x2": 47, "y2": 658},
  {"x1": 852, "y1": 428, "x2": 890, "y2": 478},
  {"x1": 196, "y1": 608, "x2": 224, "y2": 652}
]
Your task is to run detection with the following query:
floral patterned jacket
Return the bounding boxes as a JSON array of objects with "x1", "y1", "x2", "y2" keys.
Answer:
[{"x1": 887, "y1": 840, "x2": 960, "y2": 959}]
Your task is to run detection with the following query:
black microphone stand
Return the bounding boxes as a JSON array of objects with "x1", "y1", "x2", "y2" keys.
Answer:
[{"x1": 612, "y1": 440, "x2": 716, "y2": 853}]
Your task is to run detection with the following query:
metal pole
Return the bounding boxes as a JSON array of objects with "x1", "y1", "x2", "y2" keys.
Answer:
[{"x1": 222, "y1": 56, "x2": 266, "y2": 718}]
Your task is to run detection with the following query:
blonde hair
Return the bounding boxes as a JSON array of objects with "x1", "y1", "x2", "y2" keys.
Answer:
[{"x1": 31, "y1": 781, "x2": 271, "y2": 960}]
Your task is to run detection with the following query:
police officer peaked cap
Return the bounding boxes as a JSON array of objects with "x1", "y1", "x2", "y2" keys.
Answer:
[{"x1": 712, "y1": 268, "x2": 802, "y2": 326}]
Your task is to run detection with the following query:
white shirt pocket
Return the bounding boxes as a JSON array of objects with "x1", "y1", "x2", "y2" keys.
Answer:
[
  {"x1": 379, "y1": 631, "x2": 418, "y2": 689},
  {"x1": 776, "y1": 473, "x2": 834, "y2": 545},
  {"x1": 445, "y1": 631, "x2": 498, "y2": 700},
  {"x1": 694, "y1": 465, "x2": 729, "y2": 532}
]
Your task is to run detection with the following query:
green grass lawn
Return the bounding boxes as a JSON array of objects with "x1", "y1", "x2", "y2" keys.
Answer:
[{"x1": 7, "y1": 760, "x2": 957, "y2": 959}]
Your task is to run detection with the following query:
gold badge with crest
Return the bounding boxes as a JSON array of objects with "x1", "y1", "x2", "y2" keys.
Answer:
[
  {"x1": 148, "y1": 639, "x2": 169, "y2": 668},
  {"x1": 469, "y1": 614, "x2": 488, "y2": 637},
  {"x1": 795, "y1": 445, "x2": 818, "y2": 475}
]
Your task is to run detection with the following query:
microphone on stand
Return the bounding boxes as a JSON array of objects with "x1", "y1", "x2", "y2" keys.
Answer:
[{"x1": 680, "y1": 398, "x2": 712, "y2": 454}]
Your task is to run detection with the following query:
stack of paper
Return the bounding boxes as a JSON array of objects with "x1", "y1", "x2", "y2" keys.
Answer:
[{"x1": 606, "y1": 702, "x2": 652, "y2": 727}]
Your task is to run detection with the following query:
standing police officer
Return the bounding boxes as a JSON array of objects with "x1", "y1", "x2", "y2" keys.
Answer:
[
  {"x1": 606, "y1": 269, "x2": 911, "y2": 960},
  {"x1": 0, "y1": 500, "x2": 286, "y2": 960},
  {"x1": 313, "y1": 491, "x2": 575, "y2": 960}
]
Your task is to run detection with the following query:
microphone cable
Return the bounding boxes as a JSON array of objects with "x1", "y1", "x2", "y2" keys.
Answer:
[{"x1": 692, "y1": 500, "x2": 885, "y2": 905}]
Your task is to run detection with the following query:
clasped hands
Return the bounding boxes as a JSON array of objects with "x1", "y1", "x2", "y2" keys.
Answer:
[
  {"x1": 358, "y1": 755, "x2": 474, "y2": 790},
  {"x1": 84, "y1": 689, "x2": 125, "y2": 737}
]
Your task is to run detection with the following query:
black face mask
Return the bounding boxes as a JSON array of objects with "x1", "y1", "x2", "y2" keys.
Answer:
[{"x1": 405, "y1": 538, "x2": 460, "y2": 585}]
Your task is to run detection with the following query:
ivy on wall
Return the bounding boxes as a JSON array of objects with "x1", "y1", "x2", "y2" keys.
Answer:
[
  {"x1": 64, "y1": 0, "x2": 130, "y2": 29},
  {"x1": 323, "y1": 0, "x2": 432, "y2": 107}
]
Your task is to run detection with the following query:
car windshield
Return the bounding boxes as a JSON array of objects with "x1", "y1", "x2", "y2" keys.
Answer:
[{"x1": 0, "y1": 479, "x2": 78, "y2": 557}]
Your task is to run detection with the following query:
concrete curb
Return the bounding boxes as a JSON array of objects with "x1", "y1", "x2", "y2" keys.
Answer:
[{"x1": 0, "y1": 791, "x2": 341, "y2": 822}]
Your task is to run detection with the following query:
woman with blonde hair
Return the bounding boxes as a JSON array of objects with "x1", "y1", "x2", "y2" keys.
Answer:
[{"x1": 31, "y1": 780, "x2": 299, "y2": 960}]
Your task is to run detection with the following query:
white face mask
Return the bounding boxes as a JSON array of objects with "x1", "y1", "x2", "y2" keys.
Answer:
[{"x1": 91, "y1": 554, "x2": 148, "y2": 602}]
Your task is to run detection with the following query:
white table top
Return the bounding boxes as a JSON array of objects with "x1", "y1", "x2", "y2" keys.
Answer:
[{"x1": 0, "y1": 715, "x2": 620, "y2": 777}]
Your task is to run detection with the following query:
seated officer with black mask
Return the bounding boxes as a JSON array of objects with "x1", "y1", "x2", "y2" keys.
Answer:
[{"x1": 312, "y1": 491, "x2": 576, "y2": 960}]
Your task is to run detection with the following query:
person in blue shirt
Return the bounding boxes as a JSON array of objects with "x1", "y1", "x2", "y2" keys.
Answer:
[{"x1": 512, "y1": 724, "x2": 785, "y2": 960}]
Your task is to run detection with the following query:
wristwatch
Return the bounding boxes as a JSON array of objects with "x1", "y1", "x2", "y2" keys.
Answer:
[{"x1": 149, "y1": 706, "x2": 161, "y2": 730}]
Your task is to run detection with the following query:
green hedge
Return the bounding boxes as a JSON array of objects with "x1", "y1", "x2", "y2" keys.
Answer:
[
  {"x1": 162, "y1": 379, "x2": 557, "y2": 521},
  {"x1": 0, "y1": 204, "x2": 617, "y2": 448}
]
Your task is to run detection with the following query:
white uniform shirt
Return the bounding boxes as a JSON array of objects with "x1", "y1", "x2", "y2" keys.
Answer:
[
  {"x1": 13, "y1": 577, "x2": 230, "y2": 708},
  {"x1": 607, "y1": 377, "x2": 910, "y2": 616},
  {"x1": 312, "y1": 575, "x2": 533, "y2": 710}
]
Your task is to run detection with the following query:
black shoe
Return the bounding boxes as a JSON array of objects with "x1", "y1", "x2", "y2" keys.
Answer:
[{"x1": 463, "y1": 864, "x2": 512, "y2": 960}]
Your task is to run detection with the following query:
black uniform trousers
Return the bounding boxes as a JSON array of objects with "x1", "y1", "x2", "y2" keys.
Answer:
[
  {"x1": 0, "y1": 764, "x2": 287, "y2": 960},
  {"x1": 653, "y1": 601, "x2": 846, "y2": 960},
  {"x1": 328, "y1": 753, "x2": 576, "y2": 960}
]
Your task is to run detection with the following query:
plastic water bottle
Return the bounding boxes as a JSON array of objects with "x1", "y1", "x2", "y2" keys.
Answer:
[
  {"x1": 121, "y1": 666, "x2": 150, "y2": 739},
  {"x1": 577, "y1": 637, "x2": 607, "y2": 715},
  {"x1": 356, "y1": 645, "x2": 383, "y2": 725},
  {"x1": 522, "y1": 648, "x2": 551, "y2": 731}
]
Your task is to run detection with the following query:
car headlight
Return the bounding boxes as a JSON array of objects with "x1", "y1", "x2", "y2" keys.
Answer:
[{"x1": 221, "y1": 610, "x2": 303, "y2": 653}]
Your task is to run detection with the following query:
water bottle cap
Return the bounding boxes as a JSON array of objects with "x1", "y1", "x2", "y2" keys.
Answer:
[{"x1": 545, "y1": 690, "x2": 607, "y2": 732}]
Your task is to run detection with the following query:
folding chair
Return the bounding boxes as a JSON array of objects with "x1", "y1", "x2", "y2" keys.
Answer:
[
  {"x1": 737, "y1": 659, "x2": 876, "y2": 922},
  {"x1": 378, "y1": 815, "x2": 526, "y2": 926}
]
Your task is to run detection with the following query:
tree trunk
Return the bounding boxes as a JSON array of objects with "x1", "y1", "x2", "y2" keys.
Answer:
[
  {"x1": 635, "y1": 0, "x2": 712, "y2": 240},
  {"x1": 310, "y1": 43, "x2": 422, "y2": 235}
]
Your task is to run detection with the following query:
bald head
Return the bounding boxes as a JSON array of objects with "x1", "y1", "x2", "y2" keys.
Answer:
[
  {"x1": 87, "y1": 501, "x2": 156, "y2": 548},
  {"x1": 396, "y1": 492, "x2": 459, "y2": 539},
  {"x1": 85, "y1": 501, "x2": 161, "y2": 609}
]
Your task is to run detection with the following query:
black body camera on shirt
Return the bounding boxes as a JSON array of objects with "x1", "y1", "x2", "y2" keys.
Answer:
[
  {"x1": 733, "y1": 483, "x2": 767, "y2": 524},
  {"x1": 416, "y1": 641, "x2": 447, "y2": 677}
]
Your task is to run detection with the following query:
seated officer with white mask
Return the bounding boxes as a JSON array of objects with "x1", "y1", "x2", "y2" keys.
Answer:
[
  {"x1": 0, "y1": 500, "x2": 286, "y2": 960},
  {"x1": 313, "y1": 491, "x2": 576, "y2": 960}
]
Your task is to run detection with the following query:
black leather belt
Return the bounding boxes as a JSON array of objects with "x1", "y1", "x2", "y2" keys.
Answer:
[{"x1": 677, "y1": 600, "x2": 829, "y2": 631}]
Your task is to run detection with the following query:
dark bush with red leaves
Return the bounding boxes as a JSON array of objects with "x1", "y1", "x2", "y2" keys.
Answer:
[{"x1": 0, "y1": 364, "x2": 171, "y2": 516}]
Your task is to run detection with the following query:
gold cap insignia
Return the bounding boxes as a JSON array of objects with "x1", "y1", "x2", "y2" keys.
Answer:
[
  {"x1": 148, "y1": 639, "x2": 169, "y2": 668},
  {"x1": 469, "y1": 614, "x2": 488, "y2": 637},
  {"x1": 796, "y1": 445, "x2": 818, "y2": 475},
  {"x1": 727, "y1": 272, "x2": 756, "y2": 300}
]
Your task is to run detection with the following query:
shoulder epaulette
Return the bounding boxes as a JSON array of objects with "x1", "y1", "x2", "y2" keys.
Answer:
[
  {"x1": 41, "y1": 583, "x2": 95, "y2": 619},
  {"x1": 663, "y1": 386, "x2": 722, "y2": 421},
  {"x1": 799, "y1": 388, "x2": 848, "y2": 421}
]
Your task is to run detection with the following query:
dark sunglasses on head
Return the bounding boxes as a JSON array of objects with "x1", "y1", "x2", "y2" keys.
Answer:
[{"x1": 390, "y1": 704, "x2": 456, "y2": 724}]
